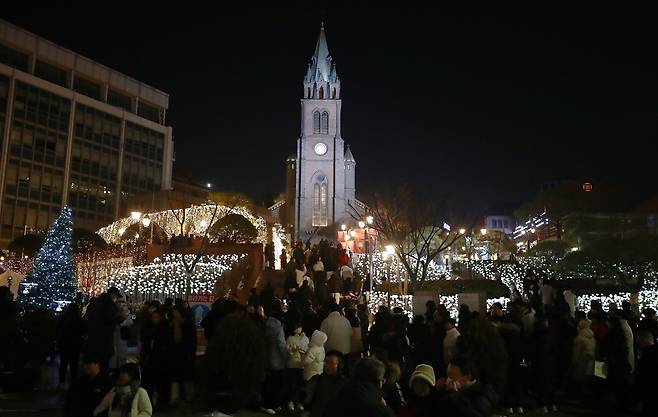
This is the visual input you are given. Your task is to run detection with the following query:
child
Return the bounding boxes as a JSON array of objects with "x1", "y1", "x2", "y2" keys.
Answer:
[
  {"x1": 94, "y1": 362, "x2": 152, "y2": 417},
  {"x1": 286, "y1": 322, "x2": 309, "y2": 411},
  {"x1": 303, "y1": 330, "x2": 327, "y2": 381}
]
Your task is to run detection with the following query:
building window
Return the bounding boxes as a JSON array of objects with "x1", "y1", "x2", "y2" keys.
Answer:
[
  {"x1": 108, "y1": 89, "x2": 133, "y2": 111},
  {"x1": 332, "y1": 88, "x2": 336, "y2": 99},
  {"x1": 0, "y1": 43, "x2": 29, "y2": 72},
  {"x1": 138, "y1": 101, "x2": 161, "y2": 124},
  {"x1": 73, "y1": 76, "x2": 102, "y2": 101},
  {"x1": 320, "y1": 111, "x2": 329, "y2": 134},
  {"x1": 313, "y1": 111, "x2": 320, "y2": 133},
  {"x1": 34, "y1": 60, "x2": 68, "y2": 87},
  {"x1": 307, "y1": 87, "x2": 311, "y2": 98},
  {"x1": 319, "y1": 85, "x2": 324, "y2": 99},
  {"x1": 312, "y1": 173, "x2": 328, "y2": 226}
]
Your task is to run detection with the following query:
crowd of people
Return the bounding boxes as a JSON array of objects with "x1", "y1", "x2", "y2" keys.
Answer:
[{"x1": 1, "y1": 242, "x2": 658, "y2": 417}]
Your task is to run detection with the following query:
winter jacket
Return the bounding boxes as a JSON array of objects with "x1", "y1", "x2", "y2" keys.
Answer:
[
  {"x1": 443, "y1": 327, "x2": 460, "y2": 364},
  {"x1": 64, "y1": 372, "x2": 112, "y2": 417},
  {"x1": 351, "y1": 326, "x2": 364, "y2": 354},
  {"x1": 93, "y1": 385, "x2": 152, "y2": 417},
  {"x1": 304, "y1": 372, "x2": 347, "y2": 417},
  {"x1": 323, "y1": 380, "x2": 395, "y2": 417},
  {"x1": 287, "y1": 332, "x2": 310, "y2": 369},
  {"x1": 85, "y1": 294, "x2": 122, "y2": 360},
  {"x1": 265, "y1": 316, "x2": 289, "y2": 371},
  {"x1": 321, "y1": 311, "x2": 353, "y2": 354},
  {"x1": 572, "y1": 328, "x2": 596, "y2": 380},
  {"x1": 619, "y1": 319, "x2": 635, "y2": 373},
  {"x1": 303, "y1": 330, "x2": 327, "y2": 380}
]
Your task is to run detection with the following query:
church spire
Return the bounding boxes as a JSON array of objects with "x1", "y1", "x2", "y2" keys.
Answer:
[{"x1": 304, "y1": 22, "x2": 340, "y2": 99}]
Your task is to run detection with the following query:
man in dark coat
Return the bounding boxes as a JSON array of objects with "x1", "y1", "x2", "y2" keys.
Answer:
[
  {"x1": 84, "y1": 287, "x2": 123, "y2": 373},
  {"x1": 64, "y1": 355, "x2": 112, "y2": 417},
  {"x1": 304, "y1": 351, "x2": 347, "y2": 417},
  {"x1": 323, "y1": 358, "x2": 395, "y2": 417}
]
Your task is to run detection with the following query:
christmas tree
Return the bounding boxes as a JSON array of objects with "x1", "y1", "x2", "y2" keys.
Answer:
[{"x1": 22, "y1": 206, "x2": 76, "y2": 309}]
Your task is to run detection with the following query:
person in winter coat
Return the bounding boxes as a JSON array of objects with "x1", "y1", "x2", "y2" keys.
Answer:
[
  {"x1": 406, "y1": 364, "x2": 441, "y2": 417},
  {"x1": 338, "y1": 248, "x2": 350, "y2": 269},
  {"x1": 85, "y1": 287, "x2": 123, "y2": 373},
  {"x1": 572, "y1": 319, "x2": 596, "y2": 382},
  {"x1": 64, "y1": 355, "x2": 112, "y2": 417},
  {"x1": 303, "y1": 330, "x2": 327, "y2": 381},
  {"x1": 303, "y1": 350, "x2": 347, "y2": 417},
  {"x1": 327, "y1": 272, "x2": 343, "y2": 304},
  {"x1": 140, "y1": 309, "x2": 170, "y2": 408},
  {"x1": 109, "y1": 296, "x2": 133, "y2": 372},
  {"x1": 498, "y1": 314, "x2": 524, "y2": 414},
  {"x1": 637, "y1": 330, "x2": 658, "y2": 417},
  {"x1": 57, "y1": 302, "x2": 86, "y2": 385},
  {"x1": 94, "y1": 363, "x2": 152, "y2": 417},
  {"x1": 382, "y1": 362, "x2": 406, "y2": 414},
  {"x1": 323, "y1": 358, "x2": 395, "y2": 417},
  {"x1": 286, "y1": 323, "x2": 309, "y2": 411},
  {"x1": 346, "y1": 308, "x2": 364, "y2": 356},
  {"x1": 321, "y1": 304, "x2": 352, "y2": 355},
  {"x1": 169, "y1": 306, "x2": 197, "y2": 405},
  {"x1": 443, "y1": 318, "x2": 460, "y2": 365},
  {"x1": 263, "y1": 304, "x2": 289, "y2": 410},
  {"x1": 440, "y1": 357, "x2": 499, "y2": 417}
]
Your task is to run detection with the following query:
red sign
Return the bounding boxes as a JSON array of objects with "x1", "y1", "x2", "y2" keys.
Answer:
[{"x1": 187, "y1": 293, "x2": 215, "y2": 303}]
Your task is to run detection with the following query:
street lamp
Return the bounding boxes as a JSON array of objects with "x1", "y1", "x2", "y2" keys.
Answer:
[
  {"x1": 341, "y1": 224, "x2": 347, "y2": 231},
  {"x1": 131, "y1": 211, "x2": 142, "y2": 221},
  {"x1": 366, "y1": 215, "x2": 373, "y2": 225},
  {"x1": 206, "y1": 182, "x2": 212, "y2": 189},
  {"x1": 459, "y1": 228, "x2": 466, "y2": 235},
  {"x1": 480, "y1": 228, "x2": 487, "y2": 236},
  {"x1": 118, "y1": 227, "x2": 125, "y2": 236},
  {"x1": 358, "y1": 220, "x2": 366, "y2": 228}
]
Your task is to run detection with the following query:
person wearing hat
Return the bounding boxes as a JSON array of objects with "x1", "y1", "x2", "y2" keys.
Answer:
[{"x1": 405, "y1": 364, "x2": 440, "y2": 417}]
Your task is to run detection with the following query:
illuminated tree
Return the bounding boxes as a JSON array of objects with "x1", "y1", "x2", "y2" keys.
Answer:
[
  {"x1": 351, "y1": 185, "x2": 463, "y2": 290},
  {"x1": 22, "y1": 207, "x2": 76, "y2": 310}
]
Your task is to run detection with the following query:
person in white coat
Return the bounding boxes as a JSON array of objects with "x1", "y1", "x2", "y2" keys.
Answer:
[
  {"x1": 572, "y1": 319, "x2": 596, "y2": 381},
  {"x1": 94, "y1": 363, "x2": 152, "y2": 417},
  {"x1": 320, "y1": 305, "x2": 352, "y2": 355},
  {"x1": 304, "y1": 330, "x2": 328, "y2": 381},
  {"x1": 286, "y1": 325, "x2": 309, "y2": 411},
  {"x1": 443, "y1": 318, "x2": 460, "y2": 364}
]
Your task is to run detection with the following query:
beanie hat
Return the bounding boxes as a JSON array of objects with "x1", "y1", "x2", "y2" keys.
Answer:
[{"x1": 409, "y1": 364, "x2": 436, "y2": 388}]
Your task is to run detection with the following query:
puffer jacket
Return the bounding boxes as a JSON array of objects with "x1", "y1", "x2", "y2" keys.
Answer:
[
  {"x1": 265, "y1": 316, "x2": 289, "y2": 371},
  {"x1": 287, "y1": 331, "x2": 310, "y2": 369},
  {"x1": 572, "y1": 327, "x2": 596, "y2": 380},
  {"x1": 303, "y1": 330, "x2": 327, "y2": 381}
]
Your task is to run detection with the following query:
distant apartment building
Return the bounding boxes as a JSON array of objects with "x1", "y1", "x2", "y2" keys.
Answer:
[{"x1": 0, "y1": 19, "x2": 174, "y2": 247}]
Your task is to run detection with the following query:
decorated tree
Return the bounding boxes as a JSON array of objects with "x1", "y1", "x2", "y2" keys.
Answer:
[{"x1": 22, "y1": 207, "x2": 76, "y2": 310}]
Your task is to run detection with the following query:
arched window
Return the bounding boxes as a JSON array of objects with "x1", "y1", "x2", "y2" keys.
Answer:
[
  {"x1": 319, "y1": 86, "x2": 324, "y2": 99},
  {"x1": 332, "y1": 88, "x2": 336, "y2": 99},
  {"x1": 307, "y1": 87, "x2": 311, "y2": 98},
  {"x1": 313, "y1": 111, "x2": 321, "y2": 133},
  {"x1": 320, "y1": 111, "x2": 329, "y2": 134},
  {"x1": 313, "y1": 173, "x2": 328, "y2": 226}
]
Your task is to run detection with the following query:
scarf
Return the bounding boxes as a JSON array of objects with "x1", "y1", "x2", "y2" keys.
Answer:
[{"x1": 111, "y1": 382, "x2": 140, "y2": 417}]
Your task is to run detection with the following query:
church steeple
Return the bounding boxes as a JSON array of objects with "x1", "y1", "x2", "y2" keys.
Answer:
[{"x1": 304, "y1": 22, "x2": 340, "y2": 99}]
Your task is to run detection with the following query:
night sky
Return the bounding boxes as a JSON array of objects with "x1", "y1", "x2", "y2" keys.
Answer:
[{"x1": 4, "y1": 4, "x2": 657, "y2": 215}]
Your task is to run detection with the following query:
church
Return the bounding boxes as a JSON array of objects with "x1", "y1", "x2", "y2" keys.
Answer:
[{"x1": 270, "y1": 24, "x2": 363, "y2": 240}]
